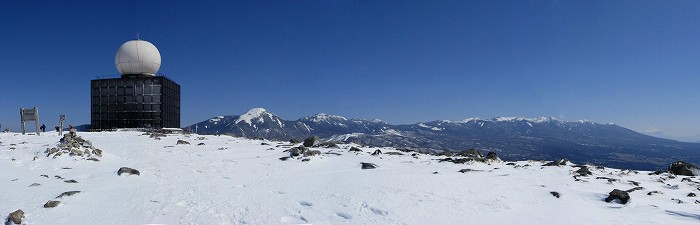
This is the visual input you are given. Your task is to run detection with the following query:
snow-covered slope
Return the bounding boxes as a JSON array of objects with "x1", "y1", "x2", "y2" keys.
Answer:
[{"x1": 1, "y1": 132, "x2": 699, "y2": 224}]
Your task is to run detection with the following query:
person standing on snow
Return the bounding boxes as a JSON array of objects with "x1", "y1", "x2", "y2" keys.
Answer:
[{"x1": 40, "y1": 124, "x2": 46, "y2": 132}]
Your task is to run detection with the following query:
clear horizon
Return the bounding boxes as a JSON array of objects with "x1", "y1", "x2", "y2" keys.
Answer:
[{"x1": 0, "y1": 1, "x2": 699, "y2": 139}]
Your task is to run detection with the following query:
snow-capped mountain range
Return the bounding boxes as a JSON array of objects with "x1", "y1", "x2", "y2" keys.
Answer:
[{"x1": 186, "y1": 108, "x2": 700, "y2": 170}]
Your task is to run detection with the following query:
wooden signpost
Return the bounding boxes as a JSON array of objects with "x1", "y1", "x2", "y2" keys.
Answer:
[
  {"x1": 59, "y1": 115, "x2": 66, "y2": 135},
  {"x1": 20, "y1": 107, "x2": 40, "y2": 135}
]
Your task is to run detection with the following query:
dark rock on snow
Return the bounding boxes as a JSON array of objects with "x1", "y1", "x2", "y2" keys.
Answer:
[
  {"x1": 458, "y1": 169, "x2": 474, "y2": 173},
  {"x1": 485, "y1": 151, "x2": 500, "y2": 161},
  {"x1": 288, "y1": 146, "x2": 307, "y2": 157},
  {"x1": 605, "y1": 189, "x2": 630, "y2": 204},
  {"x1": 550, "y1": 191, "x2": 560, "y2": 198},
  {"x1": 361, "y1": 162, "x2": 378, "y2": 169},
  {"x1": 371, "y1": 149, "x2": 382, "y2": 156},
  {"x1": 44, "y1": 200, "x2": 60, "y2": 208},
  {"x1": 544, "y1": 158, "x2": 571, "y2": 166},
  {"x1": 384, "y1": 152, "x2": 403, "y2": 156},
  {"x1": 349, "y1": 147, "x2": 362, "y2": 152},
  {"x1": 303, "y1": 136, "x2": 320, "y2": 147},
  {"x1": 317, "y1": 142, "x2": 339, "y2": 148},
  {"x1": 649, "y1": 170, "x2": 666, "y2": 175},
  {"x1": 626, "y1": 187, "x2": 644, "y2": 193},
  {"x1": 456, "y1": 148, "x2": 483, "y2": 158},
  {"x1": 56, "y1": 191, "x2": 81, "y2": 199},
  {"x1": 117, "y1": 167, "x2": 140, "y2": 176},
  {"x1": 7, "y1": 209, "x2": 24, "y2": 224},
  {"x1": 303, "y1": 150, "x2": 321, "y2": 157},
  {"x1": 176, "y1": 140, "x2": 190, "y2": 145},
  {"x1": 576, "y1": 166, "x2": 593, "y2": 176},
  {"x1": 669, "y1": 161, "x2": 699, "y2": 176}
]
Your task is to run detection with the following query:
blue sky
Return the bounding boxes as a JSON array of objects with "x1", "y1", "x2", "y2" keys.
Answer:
[{"x1": 0, "y1": 0, "x2": 699, "y2": 138}]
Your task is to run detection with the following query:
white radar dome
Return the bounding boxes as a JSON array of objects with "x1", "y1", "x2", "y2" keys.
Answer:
[{"x1": 115, "y1": 39, "x2": 161, "y2": 76}]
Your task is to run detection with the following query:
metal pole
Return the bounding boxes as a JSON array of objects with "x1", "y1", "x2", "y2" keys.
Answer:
[
  {"x1": 35, "y1": 107, "x2": 40, "y2": 136},
  {"x1": 20, "y1": 108, "x2": 25, "y2": 135}
]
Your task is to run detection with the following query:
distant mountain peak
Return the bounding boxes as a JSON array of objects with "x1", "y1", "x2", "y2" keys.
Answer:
[
  {"x1": 235, "y1": 108, "x2": 273, "y2": 125},
  {"x1": 492, "y1": 116, "x2": 558, "y2": 123},
  {"x1": 301, "y1": 113, "x2": 348, "y2": 123}
]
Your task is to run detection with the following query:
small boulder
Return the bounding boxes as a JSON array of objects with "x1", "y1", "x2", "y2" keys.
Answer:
[
  {"x1": 458, "y1": 169, "x2": 473, "y2": 173},
  {"x1": 605, "y1": 189, "x2": 630, "y2": 204},
  {"x1": 92, "y1": 148, "x2": 103, "y2": 157},
  {"x1": 626, "y1": 187, "x2": 644, "y2": 192},
  {"x1": 64, "y1": 179, "x2": 78, "y2": 183},
  {"x1": 349, "y1": 147, "x2": 362, "y2": 152},
  {"x1": 317, "y1": 142, "x2": 339, "y2": 148},
  {"x1": 289, "y1": 146, "x2": 307, "y2": 157},
  {"x1": 485, "y1": 151, "x2": 500, "y2": 161},
  {"x1": 361, "y1": 162, "x2": 378, "y2": 169},
  {"x1": 544, "y1": 158, "x2": 571, "y2": 166},
  {"x1": 303, "y1": 150, "x2": 321, "y2": 157},
  {"x1": 688, "y1": 193, "x2": 697, "y2": 197},
  {"x1": 56, "y1": 191, "x2": 81, "y2": 198},
  {"x1": 176, "y1": 140, "x2": 191, "y2": 145},
  {"x1": 303, "y1": 136, "x2": 320, "y2": 147},
  {"x1": 669, "y1": 161, "x2": 699, "y2": 176},
  {"x1": 647, "y1": 191, "x2": 661, "y2": 196},
  {"x1": 649, "y1": 170, "x2": 666, "y2": 175},
  {"x1": 117, "y1": 167, "x2": 140, "y2": 176},
  {"x1": 198, "y1": 143, "x2": 206, "y2": 146},
  {"x1": 371, "y1": 149, "x2": 382, "y2": 156},
  {"x1": 7, "y1": 209, "x2": 24, "y2": 224},
  {"x1": 575, "y1": 166, "x2": 593, "y2": 176},
  {"x1": 550, "y1": 191, "x2": 560, "y2": 198},
  {"x1": 44, "y1": 200, "x2": 60, "y2": 208},
  {"x1": 456, "y1": 148, "x2": 483, "y2": 158},
  {"x1": 289, "y1": 139, "x2": 300, "y2": 144}
]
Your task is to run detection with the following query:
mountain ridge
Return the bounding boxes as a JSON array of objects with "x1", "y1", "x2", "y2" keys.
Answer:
[{"x1": 185, "y1": 108, "x2": 700, "y2": 170}]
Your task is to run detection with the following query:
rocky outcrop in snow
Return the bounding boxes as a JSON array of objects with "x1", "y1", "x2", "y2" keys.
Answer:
[
  {"x1": 669, "y1": 161, "x2": 699, "y2": 176},
  {"x1": 45, "y1": 129, "x2": 102, "y2": 160},
  {"x1": 6, "y1": 209, "x2": 24, "y2": 224},
  {"x1": 605, "y1": 189, "x2": 631, "y2": 204}
]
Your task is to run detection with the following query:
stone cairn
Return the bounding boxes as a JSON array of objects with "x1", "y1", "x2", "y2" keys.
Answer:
[{"x1": 45, "y1": 129, "x2": 102, "y2": 160}]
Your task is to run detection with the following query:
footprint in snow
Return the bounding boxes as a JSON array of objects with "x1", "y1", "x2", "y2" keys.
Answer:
[
  {"x1": 361, "y1": 202, "x2": 388, "y2": 216},
  {"x1": 336, "y1": 212, "x2": 352, "y2": 219},
  {"x1": 298, "y1": 201, "x2": 313, "y2": 207},
  {"x1": 279, "y1": 216, "x2": 308, "y2": 224}
]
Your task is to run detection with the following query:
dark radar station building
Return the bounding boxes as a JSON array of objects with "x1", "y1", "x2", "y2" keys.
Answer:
[{"x1": 91, "y1": 39, "x2": 180, "y2": 130}]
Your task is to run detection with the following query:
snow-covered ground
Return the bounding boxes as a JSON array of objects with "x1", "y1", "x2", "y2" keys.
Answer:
[{"x1": 1, "y1": 131, "x2": 699, "y2": 225}]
